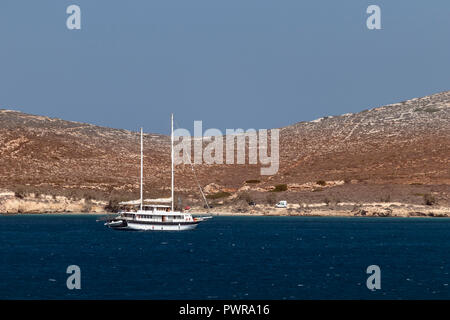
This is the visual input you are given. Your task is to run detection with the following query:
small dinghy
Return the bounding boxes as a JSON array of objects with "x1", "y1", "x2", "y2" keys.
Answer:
[{"x1": 105, "y1": 220, "x2": 127, "y2": 228}]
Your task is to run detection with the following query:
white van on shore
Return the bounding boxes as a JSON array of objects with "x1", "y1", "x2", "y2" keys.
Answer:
[{"x1": 275, "y1": 200, "x2": 287, "y2": 208}]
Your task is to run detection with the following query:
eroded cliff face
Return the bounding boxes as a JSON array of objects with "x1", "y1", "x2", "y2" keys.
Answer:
[
  {"x1": 0, "y1": 90, "x2": 449, "y2": 207},
  {"x1": 0, "y1": 192, "x2": 106, "y2": 214}
]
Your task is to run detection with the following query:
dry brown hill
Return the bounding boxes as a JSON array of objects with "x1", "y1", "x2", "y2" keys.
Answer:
[{"x1": 1, "y1": 90, "x2": 449, "y2": 206}]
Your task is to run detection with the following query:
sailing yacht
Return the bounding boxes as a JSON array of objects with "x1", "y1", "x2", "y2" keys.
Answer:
[{"x1": 104, "y1": 114, "x2": 209, "y2": 231}]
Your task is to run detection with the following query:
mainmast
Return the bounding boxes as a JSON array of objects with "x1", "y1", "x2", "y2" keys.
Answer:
[
  {"x1": 140, "y1": 127, "x2": 143, "y2": 211},
  {"x1": 171, "y1": 114, "x2": 174, "y2": 212}
]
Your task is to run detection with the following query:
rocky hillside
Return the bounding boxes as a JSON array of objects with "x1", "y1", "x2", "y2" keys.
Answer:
[
  {"x1": 0, "y1": 90, "x2": 449, "y2": 208},
  {"x1": 276, "y1": 90, "x2": 450, "y2": 185}
]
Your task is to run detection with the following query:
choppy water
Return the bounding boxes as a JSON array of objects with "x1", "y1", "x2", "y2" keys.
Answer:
[{"x1": 0, "y1": 215, "x2": 449, "y2": 299}]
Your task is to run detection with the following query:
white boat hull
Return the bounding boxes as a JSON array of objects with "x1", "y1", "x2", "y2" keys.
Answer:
[
  {"x1": 106, "y1": 220, "x2": 199, "y2": 231},
  {"x1": 126, "y1": 221, "x2": 199, "y2": 231}
]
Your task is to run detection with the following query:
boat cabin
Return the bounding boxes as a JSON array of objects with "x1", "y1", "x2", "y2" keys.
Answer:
[{"x1": 117, "y1": 203, "x2": 193, "y2": 223}]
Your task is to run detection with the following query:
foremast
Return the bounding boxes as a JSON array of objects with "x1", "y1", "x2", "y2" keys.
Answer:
[
  {"x1": 140, "y1": 127, "x2": 143, "y2": 211},
  {"x1": 171, "y1": 113, "x2": 174, "y2": 212}
]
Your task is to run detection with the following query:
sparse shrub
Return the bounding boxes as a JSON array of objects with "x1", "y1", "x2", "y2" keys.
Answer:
[
  {"x1": 423, "y1": 107, "x2": 439, "y2": 113},
  {"x1": 238, "y1": 192, "x2": 252, "y2": 204},
  {"x1": 271, "y1": 184, "x2": 287, "y2": 192},
  {"x1": 266, "y1": 193, "x2": 277, "y2": 205},
  {"x1": 245, "y1": 179, "x2": 261, "y2": 184},
  {"x1": 206, "y1": 191, "x2": 231, "y2": 200},
  {"x1": 83, "y1": 192, "x2": 94, "y2": 201},
  {"x1": 316, "y1": 180, "x2": 326, "y2": 186},
  {"x1": 66, "y1": 189, "x2": 79, "y2": 201},
  {"x1": 14, "y1": 187, "x2": 27, "y2": 199},
  {"x1": 423, "y1": 194, "x2": 436, "y2": 206},
  {"x1": 323, "y1": 197, "x2": 331, "y2": 206},
  {"x1": 105, "y1": 199, "x2": 121, "y2": 212}
]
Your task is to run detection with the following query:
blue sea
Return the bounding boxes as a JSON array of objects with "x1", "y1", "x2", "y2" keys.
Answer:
[{"x1": 0, "y1": 215, "x2": 449, "y2": 299}]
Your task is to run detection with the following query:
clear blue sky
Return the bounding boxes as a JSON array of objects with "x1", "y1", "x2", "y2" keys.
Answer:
[{"x1": 1, "y1": 0, "x2": 449, "y2": 134}]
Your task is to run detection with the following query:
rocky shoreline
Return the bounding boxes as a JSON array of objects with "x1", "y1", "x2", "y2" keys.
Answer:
[
  {"x1": 195, "y1": 202, "x2": 450, "y2": 217},
  {"x1": 1, "y1": 192, "x2": 449, "y2": 217}
]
